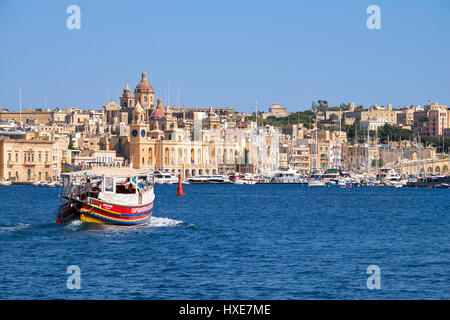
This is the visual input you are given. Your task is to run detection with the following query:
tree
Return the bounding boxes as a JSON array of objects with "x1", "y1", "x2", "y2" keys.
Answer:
[
  {"x1": 329, "y1": 114, "x2": 338, "y2": 122},
  {"x1": 317, "y1": 100, "x2": 328, "y2": 112}
]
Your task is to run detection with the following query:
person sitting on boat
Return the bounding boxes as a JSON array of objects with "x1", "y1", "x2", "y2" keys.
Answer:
[
  {"x1": 86, "y1": 179, "x2": 93, "y2": 198},
  {"x1": 127, "y1": 182, "x2": 134, "y2": 194}
]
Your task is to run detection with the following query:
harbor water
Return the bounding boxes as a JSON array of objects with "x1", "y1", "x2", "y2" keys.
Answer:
[{"x1": 0, "y1": 184, "x2": 448, "y2": 299}]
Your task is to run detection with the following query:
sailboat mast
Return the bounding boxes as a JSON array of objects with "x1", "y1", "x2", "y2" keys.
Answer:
[
  {"x1": 315, "y1": 107, "x2": 318, "y2": 171},
  {"x1": 355, "y1": 123, "x2": 358, "y2": 171},
  {"x1": 367, "y1": 128, "x2": 370, "y2": 176},
  {"x1": 375, "y1": 125, "x2": 378, "y2": 175},
  {"x1": 19, "y1": 87, "x2": 22, "y2": 126},
  {"x1": 338, "y1": 106, "x2": 342, "y2": 169}
]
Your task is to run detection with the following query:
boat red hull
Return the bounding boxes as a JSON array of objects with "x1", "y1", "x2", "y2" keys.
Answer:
[{"x1": 57, "y1": 198, "x2": 153, "y2": 226}]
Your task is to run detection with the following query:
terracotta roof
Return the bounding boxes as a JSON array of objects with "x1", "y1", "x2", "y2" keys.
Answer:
[
  {"x1": 135, "y1": 71, "x2": 153, "y2": 91},
  {"x1": 150, "y1": 107, "x2": 165, "y2": 119},
  {"x1": 136, "y1": 81, "x2": 153, "y2": 90}
]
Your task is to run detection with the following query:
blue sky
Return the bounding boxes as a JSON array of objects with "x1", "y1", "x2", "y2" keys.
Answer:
[{"x1": 0, "y1": 0, "x2": 449, "y2": 112}]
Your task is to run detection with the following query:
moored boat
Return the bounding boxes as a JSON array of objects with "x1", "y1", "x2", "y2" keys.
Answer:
[
  {"x1": 188, "y1": 176, "x2": 210, "y2": 184},
  {"x1": 56, "y1": 168, "x2": 155, "y2": 226},
  {"x1": 0, "y1": 180, "x2": 12, "y2": 186},
  {"x1": 207, "y1": 175, "x2": 232, "y2": 184},
  {"x1": 307, "y1": 178, "x2": 326, "y2": 187},
  {"x1": 153, "y1": 170, "x2": 178, "y2": 185}
]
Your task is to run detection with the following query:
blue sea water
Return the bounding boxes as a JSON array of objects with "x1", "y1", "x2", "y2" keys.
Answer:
[{"x1": 0, "y1": 184, "x2": 448, "y2": 300}]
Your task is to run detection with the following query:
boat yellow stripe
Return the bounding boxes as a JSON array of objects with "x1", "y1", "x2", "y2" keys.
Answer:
[{"x1": 80, "y1": 208, "x2": 150, "y2": 223}]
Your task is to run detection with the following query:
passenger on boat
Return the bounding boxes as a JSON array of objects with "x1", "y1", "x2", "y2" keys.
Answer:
[{"x1": 86, "y1": 179, "x2": 93, "y2": 198}]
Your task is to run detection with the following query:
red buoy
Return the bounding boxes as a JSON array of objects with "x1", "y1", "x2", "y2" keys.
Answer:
[{"x1": 176, "y1": 174, "x2": 186, "y2": 196}]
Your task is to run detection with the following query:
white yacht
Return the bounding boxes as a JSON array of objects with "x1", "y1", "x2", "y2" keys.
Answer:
[
  {"x1": 153, "y1": 171, "x2": 179, "y2": 185},
  {"x1": 188, "y1": 176, "x2": 209, "y2": 184},
  {"x1": 307, "y1": 178, "x2": 326, "y2": 187},
  {"x1": 272, "y1": 169, "x2": 305, "y2": 184},
  {"x1": 207, "y1": 175, "x2": 232, "y2": 184},
  {"x1": 233, "y1": 173, "x2": 257, "y2": 185},
  {"x1": 377, "y1": 168, "x2": 401, "y2": 182}
]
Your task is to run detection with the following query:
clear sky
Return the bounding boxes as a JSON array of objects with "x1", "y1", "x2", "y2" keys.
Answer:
[{"x1": 0, "y1": 0, "x2": 449, "y2": 112}]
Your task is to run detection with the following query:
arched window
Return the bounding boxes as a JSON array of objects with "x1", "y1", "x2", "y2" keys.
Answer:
[
  {"x1": 148, "y1": 148, "x2": 153, "y2": 166},
  {"x1": 217, "y1": 149, "x2": 222, "y2": 164},
  {"x1": 165, "y1": 148, "x2": 169, "y2": 165},
  {"x1": 191, "y1": 149, "x2": 195, "y2": 164}
]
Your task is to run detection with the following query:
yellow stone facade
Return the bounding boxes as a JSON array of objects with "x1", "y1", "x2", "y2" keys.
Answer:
[{"x1": 0, "y1": 137, "x2": 54, "y2": 182}]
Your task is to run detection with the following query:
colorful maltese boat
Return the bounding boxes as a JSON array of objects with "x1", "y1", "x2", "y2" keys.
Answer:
[{"x1": 56, "y1": 168, "x2": 155, "y2": 226}]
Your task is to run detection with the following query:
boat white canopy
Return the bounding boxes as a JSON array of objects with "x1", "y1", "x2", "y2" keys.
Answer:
[{"x1": 61, "y1": 168, "x2": 153, "y2": 178}]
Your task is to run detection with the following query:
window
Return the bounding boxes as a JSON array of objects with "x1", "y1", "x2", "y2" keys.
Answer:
[
  {"x1": 38, "y1": 154, "x2": 41, "y2": 162},
  {"x1": 104, "y1": 177, "x2": 114, "y2": 192},
  {"x1": 15, "y1": 153, "x2": 18, "y2": 162},
  {"x1": 8, "y1": 153, "x2": 11, "y2": 162},
  {"x1": 27, "y1": 169, "x2": 31, "y2": 181}
]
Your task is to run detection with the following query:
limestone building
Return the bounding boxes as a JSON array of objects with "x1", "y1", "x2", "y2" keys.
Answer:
[{"x1": 0, "y1": 137, "x2": 54, "y2": 182}]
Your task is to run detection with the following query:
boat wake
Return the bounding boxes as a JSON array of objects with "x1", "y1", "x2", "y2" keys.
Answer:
[
  {"x1": 0, "y1": 217, "x2": 186, "y2": 235},
  {"x1": 61, "y1": 216, "x2": 185, "y2": 233},
  {"x1": 147, "y1": 216, "x2": 184, "y2": 228},
  {"x1": 0, "y1": 223, "x2": 30, "y2": 233}
]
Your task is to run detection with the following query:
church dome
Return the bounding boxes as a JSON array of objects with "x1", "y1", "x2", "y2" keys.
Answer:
[
  {"x1": 150, "y1": 107, "x2": 165, "y2": 119},
  {"x1": 135, "y1": 71, "x2": 153, "y2": 91}
]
